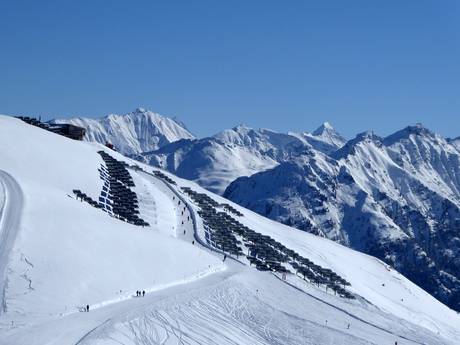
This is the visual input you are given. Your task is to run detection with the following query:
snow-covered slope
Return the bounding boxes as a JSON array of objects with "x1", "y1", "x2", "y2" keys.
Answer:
[
  {"x1": 225, "y1": 125, "x2": 460, "y2": 312},
  {"x1": 0, "y1": 115, "x2": 220, "y2": 320},
  {"x1": 52, "y1": 107, "x2": 194, "y2": 158},
  {"x1": 1, "y1": 115, "x2": 459, "y2": 345}
]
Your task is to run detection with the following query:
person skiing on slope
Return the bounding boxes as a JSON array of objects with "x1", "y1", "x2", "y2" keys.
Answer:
[
  {"x1": 142, "y1": 290, "x2": 145, "y2": 297},
  {"x1": 86, "y1": 304, "x2": 89, "y2": 312}
]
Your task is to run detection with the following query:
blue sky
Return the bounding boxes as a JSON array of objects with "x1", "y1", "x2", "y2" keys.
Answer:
[{"x1": 1, "y1": 1, "x2": 459, "y2": 139}]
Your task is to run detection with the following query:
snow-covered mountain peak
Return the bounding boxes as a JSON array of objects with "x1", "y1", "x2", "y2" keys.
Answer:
[
  {"x1": 52, "y1": 108, "x2": 195, "y2": 158},
  {"x1": 297, "y1": 122, "x2": 346, "y2": 155},
  {"x1": 232, "y1": 123, "x2": 251, "y2": 132},
  {"x1": 333, "y1": 130, "x2": 382, "y2": 159},
  {"x1": 355, "y1": 130, "x2": 381, "y2": 141},
  {"x1": 383, "y1": 123, "x2": 436, "y2": 146},
  {"x1": 134, "y1": 106, "x2": 147, "y2": 113},
  {"x1": 213, "y1": 125, "x2": 304, "y2": 150},
  {"x1": 312, "y1": 121, "x2": 334, "y2": 136}
]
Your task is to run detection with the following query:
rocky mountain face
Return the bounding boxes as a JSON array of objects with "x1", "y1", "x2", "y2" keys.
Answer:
[
  {"x1": 224, "y1": 124, "x2": 460, "y2": 311},
  {"x1": 51, "y1": 108, "x2": 194, "y2": 158}
]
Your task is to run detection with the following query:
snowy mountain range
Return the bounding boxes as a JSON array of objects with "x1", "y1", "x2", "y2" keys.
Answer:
[
  {"x1": 145, "y1": 125, "x2": 309, "y2": 194},
  {"x1": 50, "y1": 109, "x2": 460, "y2": 312},
  {"x1": 1, "y1": 114, "x2": 460, "y2": 345},
  {"x1": 55, "y1": 109, "x2": 345, "y2": 194}
]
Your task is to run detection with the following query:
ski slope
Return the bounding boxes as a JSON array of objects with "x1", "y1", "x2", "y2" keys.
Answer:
[
  {"x1": 0, "y1": 115, "x2": 459, "y2": 345},
  {"x1": 0, "y1": 171, "x2": 23, "y2": 315},
  {"x1": 0, "y1": 116, "x2": 224, "y2": 319}
]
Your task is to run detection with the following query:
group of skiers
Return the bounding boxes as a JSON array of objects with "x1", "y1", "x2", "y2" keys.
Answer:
[{"x1": 83, "y1": 290, "x2": 146, "y2": 312}]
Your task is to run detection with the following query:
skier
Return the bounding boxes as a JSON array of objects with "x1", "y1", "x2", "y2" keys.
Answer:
[
  {"x1": 142, "y1": 290, "x2": 145, "y2": 297},
  {"x1": 183, "y1": 230, "x2": 186, "y2": 235},
  {"x1": 192, "y1": 240, "x2": 195, "y2": 245},
  {"x1": 347, "y1": 323, "x2": 350, "y2": 329},
  {"x1": 86, "y1": 304, "x2": 89, "y2": 312},
  {"x1": 223, "y1": 254, "x2": 227, "y2": 262}
]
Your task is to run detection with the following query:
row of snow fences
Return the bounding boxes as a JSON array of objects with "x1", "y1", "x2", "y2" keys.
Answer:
[
  {"x1": 152, "y1": 170, "x2": 177, "y2": 185},
  {"x1": 220, "y1": 203, "x2": 244, "y2": 217},
  {"x1": 181, "y1": 186, "x2": 354, "y2": 299},
  {"x1": 95, "y1": 151, "x2": 149, "y2": 227},
  {"x1": 99, "y1": 151, "x2": 135, "y2": 187},
  {"x1": 73, "y1": 190, "x2": 103, "y2": 209}
]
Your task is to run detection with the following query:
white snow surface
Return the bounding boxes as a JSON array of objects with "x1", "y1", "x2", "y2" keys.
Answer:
[{"x1": 0, "y1": 115, "x2": 459, "y2": 345}]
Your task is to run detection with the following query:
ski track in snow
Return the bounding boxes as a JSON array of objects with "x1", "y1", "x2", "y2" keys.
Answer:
[
  {"x1": 0, "y1": 170, "x2": 23, "y2": 315},
  {"x1": 74, "y1": 265, "x2": 429, "y2": 345},
  {"x1": 273, "y1": 275, "x2": 424, "y2": 345}
]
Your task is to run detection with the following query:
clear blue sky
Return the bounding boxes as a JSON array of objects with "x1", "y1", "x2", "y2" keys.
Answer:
[{"x1": 1, "y1": 1, "x2": 459, "y2": 139}]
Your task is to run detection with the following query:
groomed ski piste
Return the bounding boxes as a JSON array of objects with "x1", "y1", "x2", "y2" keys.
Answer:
[{"x1": 0, "y1": 115, "x2": 459, "y2": 345}]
